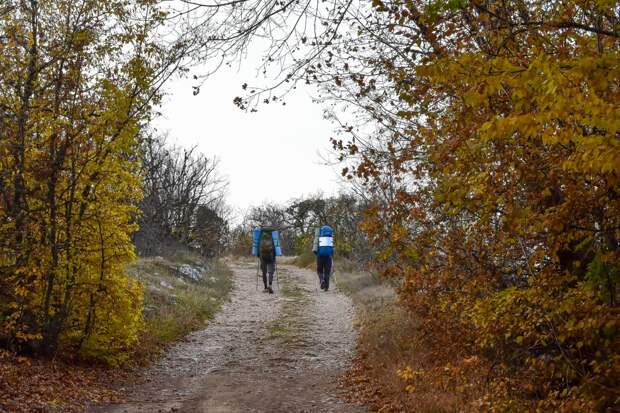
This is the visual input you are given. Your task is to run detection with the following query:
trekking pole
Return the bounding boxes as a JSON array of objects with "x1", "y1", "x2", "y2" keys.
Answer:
[
  {"x1": 314, "y1": 256, "x2": 323, "y2": 295},
  {"x1": 315, "y1": 264, "x2": 320, "y2": 295},
  {"x1": 256, "y1": 258, "x2": 260, "y2": 290}
]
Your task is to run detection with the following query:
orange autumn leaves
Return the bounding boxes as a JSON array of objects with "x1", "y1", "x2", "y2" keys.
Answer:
[{"x1": 340, "y1": 0, "x2": 620, "y2": 410}]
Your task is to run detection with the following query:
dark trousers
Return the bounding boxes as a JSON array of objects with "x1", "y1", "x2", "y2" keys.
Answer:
[
  {"x1": 260, "y1": 256, "x2": 275, "y2": 288},
  {"x1": 317, "y1": 255, "x2": 333, "y2": 288}
]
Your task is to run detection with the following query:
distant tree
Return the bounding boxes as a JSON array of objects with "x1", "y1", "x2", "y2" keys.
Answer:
[
  {"x1": 136, "y1": 134, "x2": 229, "y2": 257},
  {"x1": 191, "y1": 204, "x2": 229, "y2": 257},
  {"x1": 227, "y1": 212, "x2": 255, "y2": 256},
  {"x1": 232, "y1": 193, "x2": 372, "y2": 261}
]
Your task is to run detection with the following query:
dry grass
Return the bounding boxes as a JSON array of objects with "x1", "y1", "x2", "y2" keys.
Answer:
[
  {"x1": 228, "y1": 254, "x2": 298, "y2": 265},
  {"x1": 291, "y1": 250, "x2": 315, "y2": 268},
  {"x1": 128, "y1": 252, "x2": 232, "y2": 363},
  {"x1": 336, "y1": 269, "x2": 461, "y2": 413}
]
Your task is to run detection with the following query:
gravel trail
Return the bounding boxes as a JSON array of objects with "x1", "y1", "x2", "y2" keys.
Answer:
[{"x1": 91, "y1": 259, "x2": 365, "y2": 413}]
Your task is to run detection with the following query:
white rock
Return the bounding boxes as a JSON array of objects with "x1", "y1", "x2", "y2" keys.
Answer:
[{"x1": 179, "y1": 264, "x2": 203, "y2": 281}]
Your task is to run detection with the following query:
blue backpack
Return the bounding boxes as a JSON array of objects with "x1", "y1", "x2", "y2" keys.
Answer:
[
  {"x1": 314, "y1": 225, "x2": 334, "y2": 257},
  {"x1": 252, "y1": 228, "x2": 282, "y2": 257}
]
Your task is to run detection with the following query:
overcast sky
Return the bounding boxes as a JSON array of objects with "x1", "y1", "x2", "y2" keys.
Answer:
[{"x1": 154, "y1": 59, "x2": 345, "y2": 218}]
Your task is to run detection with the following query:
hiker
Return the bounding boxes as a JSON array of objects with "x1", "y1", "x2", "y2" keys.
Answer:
[
  {"x1": 252, "y1": 227, "x2": 282, "y2": 294},
  {"x1": 313, "y1": 225, "x2": 334, "y2": 291}
]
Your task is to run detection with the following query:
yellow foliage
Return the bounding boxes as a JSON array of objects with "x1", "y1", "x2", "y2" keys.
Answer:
[{"x1": 0, "y1": 0, "x2": 164, "y2": 363}]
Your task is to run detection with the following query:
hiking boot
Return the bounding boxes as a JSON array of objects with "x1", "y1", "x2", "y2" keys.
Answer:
[
  {"x1": 268, "y1": 286, "x2": 274, "y2": 294},
  {"x1": 320, "y1": 281, "x2": 326, "y2": 290},
  {"x1": 263, "y1": 286, "x2": 269, "y2": 293}
]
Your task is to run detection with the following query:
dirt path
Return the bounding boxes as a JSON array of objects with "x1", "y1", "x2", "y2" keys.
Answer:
[{"x1": 91, "y1": 259, "x2": 365, "y2": 413}]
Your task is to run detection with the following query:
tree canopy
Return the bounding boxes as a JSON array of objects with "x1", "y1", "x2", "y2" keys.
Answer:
[{"x1": 1, "y1": 0, "x2": 618, "y2": 409}]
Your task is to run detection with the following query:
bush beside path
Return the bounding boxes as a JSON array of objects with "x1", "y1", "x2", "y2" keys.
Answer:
[{"x1": 0, "y1": 251, "x2": 231, "y2": 413}]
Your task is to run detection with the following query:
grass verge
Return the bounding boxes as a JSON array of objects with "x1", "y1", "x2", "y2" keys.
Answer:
[
  {"x1": 292, "y1": 250, "x2": 315, "y2": 268},
  {"x1": 336, "y1": 268, "x2": 460, "y2": 413},
  {"x1": 128, "y1": 251, "x2": 232, "y2": 363}
]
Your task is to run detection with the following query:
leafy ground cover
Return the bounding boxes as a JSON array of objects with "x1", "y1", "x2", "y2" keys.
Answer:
[
  {"x1": 0, "y1": 351, "x2": 123, "y2": 413},
  {"x1": 0, "y1": 250, "x2": 232, "y2": 413}
]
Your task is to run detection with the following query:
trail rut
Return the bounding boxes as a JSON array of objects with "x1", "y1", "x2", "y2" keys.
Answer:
[{"x1": 91, "y1": 259, "x2": 365, "y2": 413}]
